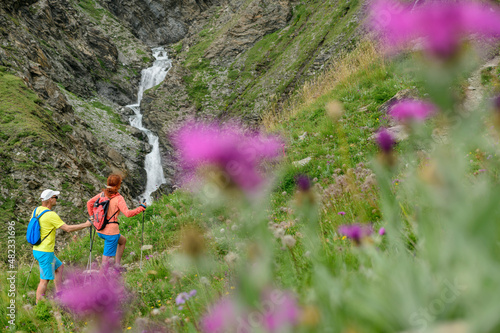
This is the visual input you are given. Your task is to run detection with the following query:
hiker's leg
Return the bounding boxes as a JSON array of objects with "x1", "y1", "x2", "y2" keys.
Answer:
[
  {"x1": 99, "y1": 233, "x2": 120, "y2": 269},
  {"x1": 34, "y1": 250, "x2": 56, "y2": 303},
  {"x1": 101, "y1": 255, "x2": 111, "y2": 270},
  {"x1": 116, "y1": 235, "x2": 127, "y2": 265},
  {"x1": 54, "y1": 262, "x2": 63, "y2": 293},
  {"x1": 36, "y1": 279, "x2": 49, "y2": 303}
]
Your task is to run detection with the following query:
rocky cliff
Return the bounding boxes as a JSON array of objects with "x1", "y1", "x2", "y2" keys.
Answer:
[{"x1": 0, "y1": 0, "x2": 155, "y2": 256}]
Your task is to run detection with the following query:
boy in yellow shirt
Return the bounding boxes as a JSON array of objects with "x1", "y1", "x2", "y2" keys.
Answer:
[{"x1": 32, "y1": 189, "x2": 91, "y2": 303}]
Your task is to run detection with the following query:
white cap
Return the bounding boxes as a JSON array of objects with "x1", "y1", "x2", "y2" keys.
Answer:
[{"x1": 40, "y1": 189, "x2": 60, "y2": 201}]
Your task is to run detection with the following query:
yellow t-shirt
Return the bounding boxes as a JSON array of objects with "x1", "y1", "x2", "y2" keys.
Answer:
[{"x1": 32, "y1": 206, "x2": 65, "y2": 253}]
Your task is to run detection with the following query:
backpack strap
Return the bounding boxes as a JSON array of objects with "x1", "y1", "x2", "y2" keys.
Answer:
[
  {"x1": 35, "y1": 208, "x2": 55, "y2": 245},
  {"x1": 106, "y1": 193, "x2": 120, "y2": 224},
  {"x1": 40, "y1": 228, "x2": 55, "y2": 244}
]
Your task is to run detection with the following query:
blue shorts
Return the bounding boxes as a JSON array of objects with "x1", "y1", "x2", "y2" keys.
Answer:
[
  {"x1": 33, "y1": 250, "x2": 62, "y2": 280},
  {"x1": 98, "y1": 233, "x2": 121, "y2": 257}
]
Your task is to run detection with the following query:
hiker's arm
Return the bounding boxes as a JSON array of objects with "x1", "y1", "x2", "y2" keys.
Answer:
[
  {"x1": 116, "y1": 195, "x2": 145, "y2": 217},
  {"x1": 60, "y1": 220, "x2": 92, "y2": 233}
]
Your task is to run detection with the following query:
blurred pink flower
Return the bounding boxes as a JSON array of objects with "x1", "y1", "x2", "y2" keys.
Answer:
[
  {"x1": 201, "y1": 298, "x2": 238, "y2": 333},
  {"x1": 201, "y1": 290, "x2": 300, "y2": 333},
  {"x1": 262, "y1": 292, "x2": 300, "y2": 332},
  {"x1": 57, "y1": 269, "x2": 127, "y2": 333},
  {"x1": 173, "y1": 121, "x2": 282, "y2": 193},
  {"x1": 376, "y1": 128, "x2": 396, "y2": 153},
  {"x1": 339, "y1": 223, "x2": 373, "y2": 244},
  {"x1": 379, "y1": 227, "x2": 386, "y2": 236},
  {"x1": 389, "y1": 99, "x2": 436, "y2": 122},
  {"x1": 370, "y1": 0, "x2": 500, "y2": 58}
]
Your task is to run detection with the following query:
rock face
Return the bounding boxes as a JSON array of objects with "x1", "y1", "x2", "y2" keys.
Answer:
[
  {"x1": 0, "y1": 0, "x2": 152, "y2": 250},
  {"x1": 100, "y1": 0, "x2": 226, "y2": 46},
  {"x1": 204, "y1": 0, "x2": 291, "y2": 64}
]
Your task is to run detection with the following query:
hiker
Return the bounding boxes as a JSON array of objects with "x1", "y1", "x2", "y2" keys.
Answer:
[
  {"x1": 87, "y1": 174, "x2": 146, "y2": 269},
  {"x1": 32, "y1": 189, "x2": 91, "y2": 304}
]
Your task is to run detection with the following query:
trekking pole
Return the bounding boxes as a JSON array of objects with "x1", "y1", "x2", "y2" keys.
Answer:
[
  {"x1": 140, "y1": 199, "x2": 146, "y2": 271},
  {"x1": 24, "y1": 257, "x2": 35, "y2": 290}
]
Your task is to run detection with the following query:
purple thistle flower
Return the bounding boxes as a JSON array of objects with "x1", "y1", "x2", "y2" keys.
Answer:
[
  {"x1": 339, "y1": 223, "x2": 373, "y2": 244},
  {"x1": 201, "y1": 298, "x2": 237, "y2": 333},
  {"x1": 189, "y1": 289, "x2": 197, "y2": 297},
  {"x1": 370, "y1": 0, "x2": 500, "y2": 59},
  {"x1": 379, "y1": 227, "x2": 386, "y2": 236},
  {"x1": 57, "y1": 269, "x2": 127, "y2": 333},
  {"x1": 295, "y1": 174, "x2": 311, "y2": 191},
  {"x1": 376, "y1": 128, "x2": 396, "y2": 153},
  {"x1": 389, "y1": 99, "x2": 436, "y2": 123},
  {"x1": 338, "y1": 211, "x2": 346, "y2": 216},
  {"x1": 173, "y1": 121, "x2": 282, "y2": 193},
  {"x1": 263, "y1": 292, "x2": 300, "y2": 332}
]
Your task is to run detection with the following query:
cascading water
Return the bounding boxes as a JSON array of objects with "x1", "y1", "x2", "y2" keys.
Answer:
[{"x1": 127, "y1": 47, "x2": 172, "y2": 204}]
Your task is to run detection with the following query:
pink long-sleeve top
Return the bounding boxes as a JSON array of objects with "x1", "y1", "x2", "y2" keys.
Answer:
[{"x1": 87, "y1": 192, "x2": 145, "y2": 235}]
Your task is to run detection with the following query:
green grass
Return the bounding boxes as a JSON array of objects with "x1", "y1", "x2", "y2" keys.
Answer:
[{"x1": 78, "y1": 0, "x2": 107, "y2": 21}]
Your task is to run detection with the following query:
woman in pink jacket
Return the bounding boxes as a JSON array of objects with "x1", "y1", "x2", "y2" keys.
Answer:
[{"x1": 87, "y1": 174, "x2": 146, "y2": 269}]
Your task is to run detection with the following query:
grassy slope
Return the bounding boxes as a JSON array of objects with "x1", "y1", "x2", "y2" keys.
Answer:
[
  {"x1": 176, "y1": 0, "x2": 362, "y2": 118},
  {"x1": 0, "y1": 69, "x2": 76, "y2": 262}
]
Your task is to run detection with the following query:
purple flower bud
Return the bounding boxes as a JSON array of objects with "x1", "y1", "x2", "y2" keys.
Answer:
[
  {"x1": 339, "y1": 224, "x2": 373, "y2": 244},
  {"x1": 338, "y1": 211, "x2": 346, "y2": 216},
  {"x1": 295, "y1": 174, "x2": 311, "y2": 191},
  {"x1": 379, "y1": 227, "x2": 386, "y2": 236},
  {"x1": 376, "y1": 128, "x2": 396, "y2": 153}
]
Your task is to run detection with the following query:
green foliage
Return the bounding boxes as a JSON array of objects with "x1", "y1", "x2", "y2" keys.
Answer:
[
  {"x1": 61, "y1": 124, "x2": 73, "y2": 133},
  {"x1": 78, "y1": 0, "x2": 107, "y2": 21}
]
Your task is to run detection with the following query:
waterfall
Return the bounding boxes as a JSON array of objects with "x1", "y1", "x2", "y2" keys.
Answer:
[{"x1": 127, "y1": 47, "x2": 172, "y2": 204}]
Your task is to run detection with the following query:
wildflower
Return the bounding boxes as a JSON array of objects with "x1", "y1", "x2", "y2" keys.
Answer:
[
  {"x1": 325, "y1": 100, "x2": 344, "y2": 121},
  {"x1": 181, "y1": 227, "x2": 206, "y2": 258},
  {"x1": 201, "y1": 298, "x2": 237, "y2": 332},
  {"x1": 338, "y1": 223, "x2": 373, "y2": 245},
  {"x1": 263, "y1": 291, "x2": 300, "y2": 331},
  {"x1": 376, "y1": 128, "x2": 396, "y2": 153},
  {"x1": 224, "y1": 252, "x2": 239, "y2": 265},
  {"x1": 57, "y1": 269, "x2": 127, "y2": 333},
  {"x1": 379, "y1": 227, "x2": 386, "y2": 236},
  {"x1": 282, "y1": 235, "x2": 297, "y2": 249},
  {"x1": 200, "y1": 276, "x2": 210, "y2": 285},
  {"x1": 173, "y1": 121, "x2": 282, "y2": 193},
  {"x1": 274, "y1": 228, "x2": 285, "y2": 238},
  {"x1": 295, "y1": 174, "x2": 311, "y2": 192},
  {"x1": 175, "y1": 289, "x2": 197, "y2": 308},
  {"x1": 389, "y1": 99, "x2": 436, "y2": 123},
  {"x1": 370, "y1": 0, "x2": 500, "y2": 59},
  {"x1": 338, "y1": 211, "x2": 346, "y2": 216}
]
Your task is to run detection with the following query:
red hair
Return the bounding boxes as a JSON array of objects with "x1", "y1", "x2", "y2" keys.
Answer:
[{"x1": 104, "y1": 174, "x2": 122, "y2": 197}]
